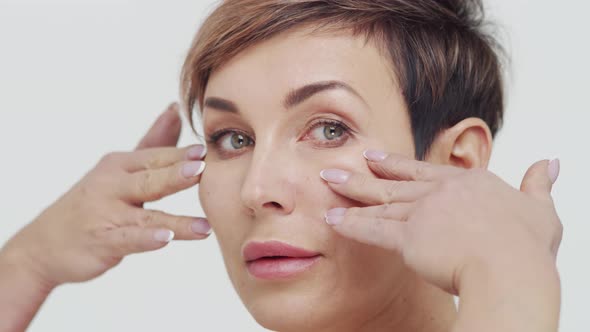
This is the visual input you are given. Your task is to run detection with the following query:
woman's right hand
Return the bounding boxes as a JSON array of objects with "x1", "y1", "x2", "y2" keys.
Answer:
[{"x1": 0, "y1": 103, "x2": 211, "y2": 289}]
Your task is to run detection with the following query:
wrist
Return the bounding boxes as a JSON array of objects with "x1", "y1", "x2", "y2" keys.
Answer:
[
  {"x1": 1, "y1": 231, "x2": 59, "y2": 294},
  {"x1": 0, "y1": 238, "x2": 56, "y2": 332},
  {"x1": 455, "y1": 256, "x2": 560, "y2": 332}
]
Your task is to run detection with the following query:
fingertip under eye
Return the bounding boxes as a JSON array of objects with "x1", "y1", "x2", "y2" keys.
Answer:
[
  {"x1": 320, "y1": 169, "x2": 351, "y2": 184},
  {"x1": 186, "y1": 145, "x2": 207, "y2": 160},
  {"x1": 182, "y1": 161, "x2": 206, "y2": 178},
  {"x1": 363, "y1": 149, "x2": 388, "y2": 162},
  {"x1": 324, "y1": 207, "x2": 347, "y2": 225}
]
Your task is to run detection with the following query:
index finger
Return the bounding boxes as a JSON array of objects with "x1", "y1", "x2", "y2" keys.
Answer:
[
  {"x1": 103, "y1": 145, "x2": 206, "y2": 173},
  {"x1": 121, "y1": 159, "x2": 206, "y2": 203},
  {"x1": 135, "y1": 102, "x2": 182, "y2": 150},
  {"x1": 325, "y1": 208, "x2": 406, "y2": 252},
  {"x1": 363, "y1": 150, "x2": 461, "y2": 181}
]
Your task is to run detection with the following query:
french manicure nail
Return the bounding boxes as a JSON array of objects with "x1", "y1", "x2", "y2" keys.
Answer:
[
  {"x1": 548, "y1": 158, "x2": 560, "y2": 184},
  {"x1": 320, "y1": 169, "x2": 351, "y2": 184},
  {"x1": 363, "y1": 149, "x2": 388, "y2": 162},
  {"x1": 154, "y1": 229, "x2": 174, "y2": 243},
  {"x1": 191, "y1": 219, "x2": 212, "y2": 235},
  {"x1": 187, "y1": 145, "x2": 207, "y2": 160},
  {"x1": 325, "y1": 216, "x2": 344, "y2": 225},
  {"x1": 325, "y1": 208, "x2": 346, "y2": 225},
  {"x1": 182, "y1": 161, "x2": 206, "y2": 178},
  {"x1": 326, "y1": 207, "x2": 347, "y2": 217}
]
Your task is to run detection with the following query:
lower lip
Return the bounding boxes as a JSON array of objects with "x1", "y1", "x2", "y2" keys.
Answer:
[{"x1": 246, "y1": 256, "x2": 321, "y2": 280}]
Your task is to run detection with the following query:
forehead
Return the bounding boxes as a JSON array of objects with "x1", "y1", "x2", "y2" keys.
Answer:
[{"x1": 204, "y1": 27, "x2": 399, "y2": 111}]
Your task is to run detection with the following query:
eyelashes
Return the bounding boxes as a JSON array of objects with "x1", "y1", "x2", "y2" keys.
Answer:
[
  {"x1": 303, "y1": 119, "x2": 353, "y2": 147},
  {"x1": 205, "y1": 118, "x2": 354, "y2": 158}
]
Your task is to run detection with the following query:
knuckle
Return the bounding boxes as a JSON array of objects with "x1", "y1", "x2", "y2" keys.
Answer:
[
  {"x1": 551, "y1": 217, "x2": 564, "y2": 240},
  {"x1": 137, "y1": 171, "x2": 158, "y2": 200},
  {"x1": 382, "y1": 182, "x2": 399, "y2": 202},
  {"x1": 383, "y1": 202, "x2": 397, "y2": 212},
  {"x1": 90, "y1": 168, "x2": 119, "y2": 189},
  {"x1": 169, "y1": 216, "x2": 185, "y2": 232},
  {"x1": 119, "y1": 228, "x2": 129, "y2": 240},
  {"x1": 99, "y1": 151, "x2": 123, "y2": 167},
  {"x1": 553, "y1": 227, "x2": 563, "y2": 252},
  {"x1": 350, "y1": 173, "x2": 369, "y2": 191},
  {"x1": 114, "y1": 229, "x2": 133, "y2": 253},
  {"x1": 145, "y1": 154, "x2": 164, "y2": 170},
  {"x1": 413, "y1": 163, "x2": 428, "y2": 180},
  {"x1": 381, "y1": 203, "x2": 396, "y2": 217},
  {"x1": 368, "y1": 219, "x2": 382, "y2": 238},
  {"x1": 137, "y1": 209, "x2": 155, "y2": 227}
]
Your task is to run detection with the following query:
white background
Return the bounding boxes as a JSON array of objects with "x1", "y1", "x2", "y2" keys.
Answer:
[{"x1": 0, "y1": 0, "x2": 588, "y2": 331}]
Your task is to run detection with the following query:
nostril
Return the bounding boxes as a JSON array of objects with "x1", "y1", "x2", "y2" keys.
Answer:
[{"x1": 263, "y1": 201, "x2": 282, "y2": 209}]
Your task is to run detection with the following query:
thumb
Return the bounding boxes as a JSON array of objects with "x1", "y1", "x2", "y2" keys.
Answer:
[
  {"x1": 520, "y1": 158, "x2": 560, "y2": 200},
  {"x1": 135, "y1": 102, "x2": 182, "y2": 150}
]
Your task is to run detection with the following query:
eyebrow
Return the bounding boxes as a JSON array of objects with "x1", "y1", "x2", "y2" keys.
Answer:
[{"x1": 203, "y1": 80, "x2": 367, "y2": 114}]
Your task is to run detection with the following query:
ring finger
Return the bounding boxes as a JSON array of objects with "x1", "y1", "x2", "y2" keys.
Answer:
[{"x1": 320, "y1": 168, "x2": 434, "y2": 205}]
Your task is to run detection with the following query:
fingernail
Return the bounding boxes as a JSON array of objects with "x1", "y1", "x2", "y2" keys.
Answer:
[
  {"x1": 326, "y1": 207, "x2": 347, "y2": 216},
  {"x1": 325, "y1": 216, "x2": 344, "y2": 225},
  {"x1": 320, "y1": 169, "x2": 351, "y2": 184},
  {"x1": 191, "y1": 219, "x2": 212, "y2": 235},
  {"x1": 186, "y1": 145, "x2": 207, "y2": 160},
  {"x1": 548, "y1": 158, "x2": 560, "y2": 184},
  {"x1": 167, "y1": 102, "x2": 179, "y2": 113},
  {"x1": 363, "y1": 149, "x2": 388, "y2": 162},
  {"x1": 325, "y1": 208, "x2": 347, "y2": 225},
  {"x1": 182, "y1": 161, "x2": 206, "y2": 178},
  {"x1": 154, "y1": 229, "x2": 174, "y2": 243}
]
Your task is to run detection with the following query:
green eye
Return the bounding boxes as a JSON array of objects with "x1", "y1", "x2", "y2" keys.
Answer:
[
  {"x1": 323, "y1": 125, "x2": 344, "y2": 140},
  {"x1": 215, "y1": 131, "x2": 253, "y2": 151},
  {"x1": 230, "y1": 133, "x2": 248, "y2": 149},
  {"x1": 306, "y1": 119, "x2": 352, "y2": 148}
]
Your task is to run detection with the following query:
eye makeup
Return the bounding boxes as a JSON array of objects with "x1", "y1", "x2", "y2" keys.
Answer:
[{"x1": 204, "y1": 116, "x2": 355, "y2": 159}]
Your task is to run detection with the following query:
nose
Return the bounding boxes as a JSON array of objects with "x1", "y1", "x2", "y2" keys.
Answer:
[{"x1": 240, "y1": 146, "x2": 296, "y2": 217}]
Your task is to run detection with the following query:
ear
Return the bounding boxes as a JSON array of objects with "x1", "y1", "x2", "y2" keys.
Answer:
[{"x1": 425, "y1": 117, "x2": 493, "y2": 169}]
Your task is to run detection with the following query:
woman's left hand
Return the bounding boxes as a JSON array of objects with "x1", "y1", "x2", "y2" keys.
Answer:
[{"x1": 320, "y1": 150, "x2": 562, "y2": 331}]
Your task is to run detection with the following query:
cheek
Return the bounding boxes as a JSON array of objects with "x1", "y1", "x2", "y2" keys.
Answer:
[
  {"x1": 198, "y1": 164, "x2": 246, "y2": 251},
  {"x1": 198, "y1": 168, "x2": 224, "y2": 220}
]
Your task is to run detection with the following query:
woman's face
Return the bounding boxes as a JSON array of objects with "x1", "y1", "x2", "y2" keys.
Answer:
[{"x1": 199, "y1": 28, "x2": 417, "y2": 331}]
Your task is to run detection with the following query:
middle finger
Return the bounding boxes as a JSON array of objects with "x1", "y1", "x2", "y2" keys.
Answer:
[
  {"x1": 320, "y1": 169, "x2": 434, "y2": 205},
  {"x1": 121, "y1": 160, "x2": 206, "y2": 203},
  {"x1": 117, "y1": 144, "x2": 206, "y2": 173}
]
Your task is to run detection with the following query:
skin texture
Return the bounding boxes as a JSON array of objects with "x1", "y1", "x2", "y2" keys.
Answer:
[
  {"x1": 198, "y1": 28, "x2": 457, "y2": 331},
  {"x1": 324, "y1": 153, "x2": 561, "y2": 332},
  {"x1": 0, "y1": 27, "x2": 561, "y2": 332},
  {"x1": 0, "y1": 103, "x2": 212, "y2": 332},
  {"x1": 198, "y1": 27, "x2": 561, "y2": 331}
]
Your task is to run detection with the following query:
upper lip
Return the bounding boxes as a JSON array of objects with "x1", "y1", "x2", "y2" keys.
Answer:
[{"x1": 242, "y1": 241, "x2": 321, "y2": 262}]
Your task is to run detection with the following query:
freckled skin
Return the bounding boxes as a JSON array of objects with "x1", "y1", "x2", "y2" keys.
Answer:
[{"x1": 198, "y1": 27, "x2": 455, "y2": 332}]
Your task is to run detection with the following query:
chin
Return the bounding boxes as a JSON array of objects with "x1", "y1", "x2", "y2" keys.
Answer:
[
  {"x1": 218, "y1": 234, "x2": 409, "y2": 331},
  {"x1": 243, "y1": 284, "x2": 343, "y2": 332},
  {"x1": 231, "y1": 266, "x2": 388, "y2": 332}
]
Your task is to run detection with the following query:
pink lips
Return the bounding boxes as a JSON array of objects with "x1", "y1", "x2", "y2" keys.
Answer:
[{"x1": 243, "y1": 241, "x2": 322, "y2": 280}]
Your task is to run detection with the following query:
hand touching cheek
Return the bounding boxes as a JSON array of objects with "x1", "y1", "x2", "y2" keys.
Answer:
[{"x1": 321, "y1": 150, "x2": 562, "y2": 332}]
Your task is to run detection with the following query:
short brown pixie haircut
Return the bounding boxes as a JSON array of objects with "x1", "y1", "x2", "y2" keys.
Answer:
[{"x1": 181, "y1": 0, "x2": 504, "y2": 159}]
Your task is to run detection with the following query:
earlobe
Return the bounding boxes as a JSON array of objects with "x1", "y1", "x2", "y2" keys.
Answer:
[{"x1": 427, "y1": 118, "x2": 493, "y2": 169}]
